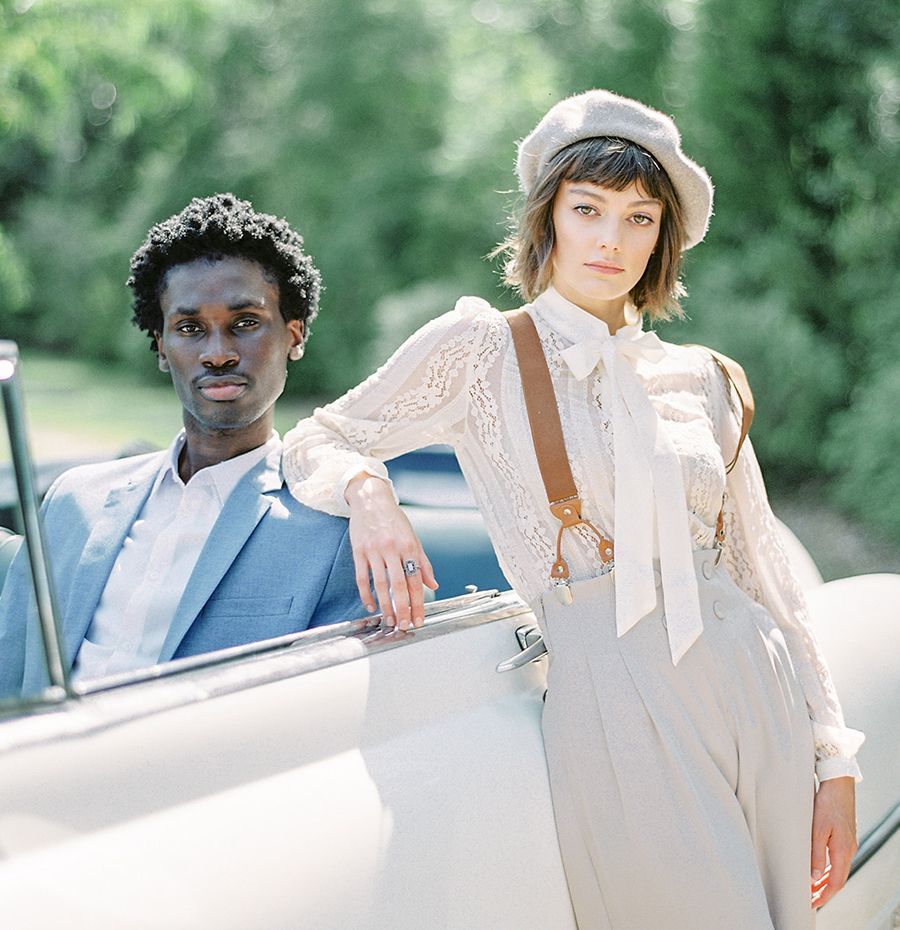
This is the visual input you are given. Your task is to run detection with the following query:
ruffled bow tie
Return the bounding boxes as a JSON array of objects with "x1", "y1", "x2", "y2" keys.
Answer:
[{"x1": 559, "y1": 322, "x2": 703, "y2": 664}]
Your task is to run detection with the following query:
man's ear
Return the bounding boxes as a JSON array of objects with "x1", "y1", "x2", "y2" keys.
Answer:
[
  {"x1": 287, "y1": 320, "x2": 304, "y2": 361},
  {"x1": 155, "y1": 333, "x2": 170, "y2": 372}
]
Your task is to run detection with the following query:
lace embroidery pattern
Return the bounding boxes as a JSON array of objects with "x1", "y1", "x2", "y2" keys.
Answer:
[{"x1": 283, "y1": 300, "x2": 863, "y2": 772}]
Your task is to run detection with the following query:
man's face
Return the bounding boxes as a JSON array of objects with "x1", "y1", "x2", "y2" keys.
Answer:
[{"x1": 156, "y1": 256, "x2": 303, "y2": 435}]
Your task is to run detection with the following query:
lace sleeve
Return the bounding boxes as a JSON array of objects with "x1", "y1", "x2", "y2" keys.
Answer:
[
  {"x1": 713, "y1": 371, "x2": 865, "y2": 782},
  {"x1": 282, "y1": 297, "x2": 495, "y2": 516}
]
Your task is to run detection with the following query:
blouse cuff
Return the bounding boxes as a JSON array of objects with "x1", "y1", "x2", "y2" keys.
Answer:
[
  {"x1": 816, "y1": 755, "x2": 863, "y2": 783},
  {"x1": 813, "y1": 721, "x2": 865, "y2": 783},
  {"x1": 334, "y1": 462, "x2": 398, "y2": 512}
]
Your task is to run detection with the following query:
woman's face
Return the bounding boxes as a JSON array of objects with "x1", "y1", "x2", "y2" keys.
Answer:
[{"x1": 550, "y1": 179, "x2": 662, "y2": 320}]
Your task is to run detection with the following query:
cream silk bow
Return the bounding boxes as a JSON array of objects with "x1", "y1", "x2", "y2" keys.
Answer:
[{"x1": 559, "y1": 326, "x2": 704, "y2": 665}]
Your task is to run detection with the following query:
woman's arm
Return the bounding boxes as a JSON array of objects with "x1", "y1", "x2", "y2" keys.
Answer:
[
  {"x1": 282, "y1": 297, "x2": 495, "y2": 624},
  {"x1": 711, "y1": 366, "x2": 863, "y2": 908},
  {"x1": 718, "y1": 431, "x2": 865, "y2": 781}
]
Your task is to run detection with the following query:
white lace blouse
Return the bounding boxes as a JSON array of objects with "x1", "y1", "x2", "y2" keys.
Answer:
[{"x1": 283, "y1": 286, "x2": 864, "y2": 781}]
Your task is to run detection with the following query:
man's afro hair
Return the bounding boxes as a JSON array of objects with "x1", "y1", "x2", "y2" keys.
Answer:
[{"x1": 127, "y1": 193, "x2": 321, "y2": 353}]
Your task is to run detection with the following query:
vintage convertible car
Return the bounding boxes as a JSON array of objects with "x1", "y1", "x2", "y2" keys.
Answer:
[{"x1": 0, "y1": 340, "x2": 898, "y2": 929}]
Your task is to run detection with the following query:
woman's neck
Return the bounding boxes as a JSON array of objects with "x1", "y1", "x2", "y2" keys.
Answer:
[{"x1": 550, "y1": 280, "x2": 629, "y2": 335}]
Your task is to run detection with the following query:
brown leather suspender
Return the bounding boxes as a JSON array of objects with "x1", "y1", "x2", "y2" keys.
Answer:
[
  {"x1": 505, "y1": 310, "x2": 754, "y2": 585},
  {"x1": 695, "y1": 347, "x2": 755, "y2": 545},
  {"x1": 506, "y1": 310, "x2": 615, "y2": 585},
  {"x1": 701, "y1": 348, "x2": 755, "y2": 474}
]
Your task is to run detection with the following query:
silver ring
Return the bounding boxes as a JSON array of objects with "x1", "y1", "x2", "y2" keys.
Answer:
[{"x1": 402, "y1": 558, "x2": 420, "y2": 576}]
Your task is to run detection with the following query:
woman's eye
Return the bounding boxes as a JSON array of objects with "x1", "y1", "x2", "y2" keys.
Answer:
[
  {"x1": 574, "y1": 204, "x2": 597, "y2": 216},
  {"x1": 632, "y1": 213, "x2": 654, "y2": 226}
]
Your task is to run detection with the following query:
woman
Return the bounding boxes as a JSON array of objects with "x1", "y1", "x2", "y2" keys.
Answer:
[{"x1": 283, "y1": 90, "x2": 863, "y2": 928}]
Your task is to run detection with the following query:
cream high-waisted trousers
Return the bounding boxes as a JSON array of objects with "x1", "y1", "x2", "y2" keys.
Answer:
[{"x1": 537, "y1": 549, "x2": 816, "y2": 930}]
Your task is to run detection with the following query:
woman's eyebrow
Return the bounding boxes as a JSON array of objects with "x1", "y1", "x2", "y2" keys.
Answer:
[{"x1": 566, "y1": 187, "x2": 662, "y2": 208}]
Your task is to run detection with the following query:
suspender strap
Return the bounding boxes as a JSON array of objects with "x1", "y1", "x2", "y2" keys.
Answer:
[
  {"x1": 506, "y1": 309, "x2": 578, "y2": 503},
  {"x1": 685, "y1": 345, "x2": 755, "y2": 546},
  {"x1": 704, "y1": 349, "x2": 755, "y2": 473},
  {"x1": 506, "y1": 310, "x2": 614, "y2": 583},
  {"x1": 505, "y1": 312, "x2": 756, "y2": 579}
]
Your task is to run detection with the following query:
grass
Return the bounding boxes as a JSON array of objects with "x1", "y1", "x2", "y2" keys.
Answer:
[{"x1": 4, "y1": 350, "x2": 899, "y2": 580}]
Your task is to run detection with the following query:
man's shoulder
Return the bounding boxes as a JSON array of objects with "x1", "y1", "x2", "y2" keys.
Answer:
[
  {"x1": 47, "y1": 451, "x2": 166, "y2": 504},
  {"x1": 267, "y1": 484, "x2": 349, "y2": 531}
]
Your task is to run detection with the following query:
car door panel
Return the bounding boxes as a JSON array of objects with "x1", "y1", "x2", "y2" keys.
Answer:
[{"x1": 0, "y1": 602, "x2": 576, "y2": 930}]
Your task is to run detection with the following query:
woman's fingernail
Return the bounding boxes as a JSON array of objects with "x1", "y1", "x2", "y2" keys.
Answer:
[
  {"x1": 366, "y1": 604, "x2": 375, "y2": 613},
  {"x1": 812, "y1": 869, "x2": 822, "y2": 882}
]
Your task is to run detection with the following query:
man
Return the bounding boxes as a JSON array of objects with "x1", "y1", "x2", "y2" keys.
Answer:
[{"x1": 0, "y1": 194, "x2": 363, "y2": 697}]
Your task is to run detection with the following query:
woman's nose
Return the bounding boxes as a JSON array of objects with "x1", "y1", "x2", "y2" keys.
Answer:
[{"x1": 595, "y1": 218, "x2": 622, "y2": 252}]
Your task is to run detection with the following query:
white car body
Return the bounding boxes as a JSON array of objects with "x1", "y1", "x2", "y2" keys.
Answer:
[{"x1": 0, "y1": 340, "x2": 897, "y2": 929}]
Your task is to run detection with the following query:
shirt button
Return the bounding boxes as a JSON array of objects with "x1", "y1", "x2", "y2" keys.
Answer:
[
  {"x1": 148, "y1": 571, "x2": 160, "y2": 582},
  {"x1": 702, "y1": 560, "x2": 715, "y2": 580},
  {"x1": 713, "y1": 600, "x2": 726, "y2": 620}
]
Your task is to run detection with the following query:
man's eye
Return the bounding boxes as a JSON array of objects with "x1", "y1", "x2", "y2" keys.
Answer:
[
  {"x1": 176, "y1": 323, "x2": 202, "y2": 334},
  {"x1": 234, "y1": 318, "x2": 260, "y2": 329}
]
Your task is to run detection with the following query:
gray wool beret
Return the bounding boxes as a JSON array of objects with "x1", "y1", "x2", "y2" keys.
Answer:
[{"x1": 516, "y1": 89, "x2": 714, "y2": 249}]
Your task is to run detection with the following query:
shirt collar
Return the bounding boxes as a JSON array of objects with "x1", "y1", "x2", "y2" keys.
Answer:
[
  {"x1": 160, "y1": 430, "x2": 282, "y2": 504},
  {"x1": 531, "y1": 286, "x2": 643, "y2": 346}
]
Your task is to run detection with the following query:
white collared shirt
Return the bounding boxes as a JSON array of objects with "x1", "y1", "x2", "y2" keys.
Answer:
[
  {"x1": 72, "y1": 431, "x2": 281, "y2": 682},
  {"x1": 281, "y1": 287, "x2": 863, "y2": 779}
]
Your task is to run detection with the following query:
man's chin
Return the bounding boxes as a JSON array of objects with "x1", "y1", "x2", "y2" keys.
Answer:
[{"x1": 187, "y1": 407, "x2": 257, "y2": 433}]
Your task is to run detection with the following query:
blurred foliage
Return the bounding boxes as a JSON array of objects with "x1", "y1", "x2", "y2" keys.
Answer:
[{"x1": 0, "y1": 0, "x2": 898, "y2": 536}]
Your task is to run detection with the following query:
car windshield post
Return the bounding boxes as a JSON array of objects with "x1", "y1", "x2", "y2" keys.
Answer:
[{"x1": 0, "y1": 340, "x2": 69, "y2": 696}]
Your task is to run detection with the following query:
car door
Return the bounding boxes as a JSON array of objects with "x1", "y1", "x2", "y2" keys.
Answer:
[
  {"x1": 1, "y1": 340, "x2": 575, "y2": 929},
  {"x1": 0, "y1": 592, "x2": 576, "y2": 930}
]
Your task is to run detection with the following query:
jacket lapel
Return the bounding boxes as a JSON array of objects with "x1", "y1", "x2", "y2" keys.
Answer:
[
  {"x1": 59, "y1": 454, "x2": 164, "y2": 673},
  {"x1": 156, "y1": 446, "x2": 283, "y2": 662}
]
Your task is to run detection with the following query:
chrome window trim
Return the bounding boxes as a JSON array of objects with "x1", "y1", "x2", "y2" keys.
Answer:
[{"x1": 0, "y1": 589, "x2": 531, "y2": 754}]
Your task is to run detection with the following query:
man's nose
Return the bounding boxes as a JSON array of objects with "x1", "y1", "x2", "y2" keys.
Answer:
[{"x1": 199, "y1": 333, "x2": 239, "y2": 368}]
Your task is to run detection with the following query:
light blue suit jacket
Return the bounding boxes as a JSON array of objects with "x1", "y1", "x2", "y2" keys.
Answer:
[{"x1": 0, "y1": 445, "x2": 363, "y2": 697}]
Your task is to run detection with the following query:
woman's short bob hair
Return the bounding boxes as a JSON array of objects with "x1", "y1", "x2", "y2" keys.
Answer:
[{"x1": 495, "y1": 136, "x2": 687, "y2": 320}]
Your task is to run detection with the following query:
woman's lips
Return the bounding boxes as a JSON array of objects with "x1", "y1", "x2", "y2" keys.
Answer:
[{"x1": 586, "y1": 262, "x2": 625, "y2": 274}]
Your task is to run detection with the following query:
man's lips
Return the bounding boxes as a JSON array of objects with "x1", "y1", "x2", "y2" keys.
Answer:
[
  {"x1": 585, "y1": 262, "x2": 625, "y2": 274},
  {"x1": 195, "y1": 376, "x2": 248, "y2": 401}
]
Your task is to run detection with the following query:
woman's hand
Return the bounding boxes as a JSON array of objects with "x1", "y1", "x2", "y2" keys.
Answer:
[
  {"x1": 345, "y1": 472, "x2": 438, "y2": 629},
  {"x1": 810, "y1": 775, "x2": 857, "y2": 909}
]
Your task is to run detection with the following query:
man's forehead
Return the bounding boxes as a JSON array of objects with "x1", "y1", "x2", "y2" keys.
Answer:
[{"x1": 161, "y1": 256, "x2": 278, "y2": 310}]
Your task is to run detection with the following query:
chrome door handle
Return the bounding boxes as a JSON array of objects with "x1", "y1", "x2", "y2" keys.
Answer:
[{"x1": 496, "y1": 624, "x2": 547, "y2": 672}]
